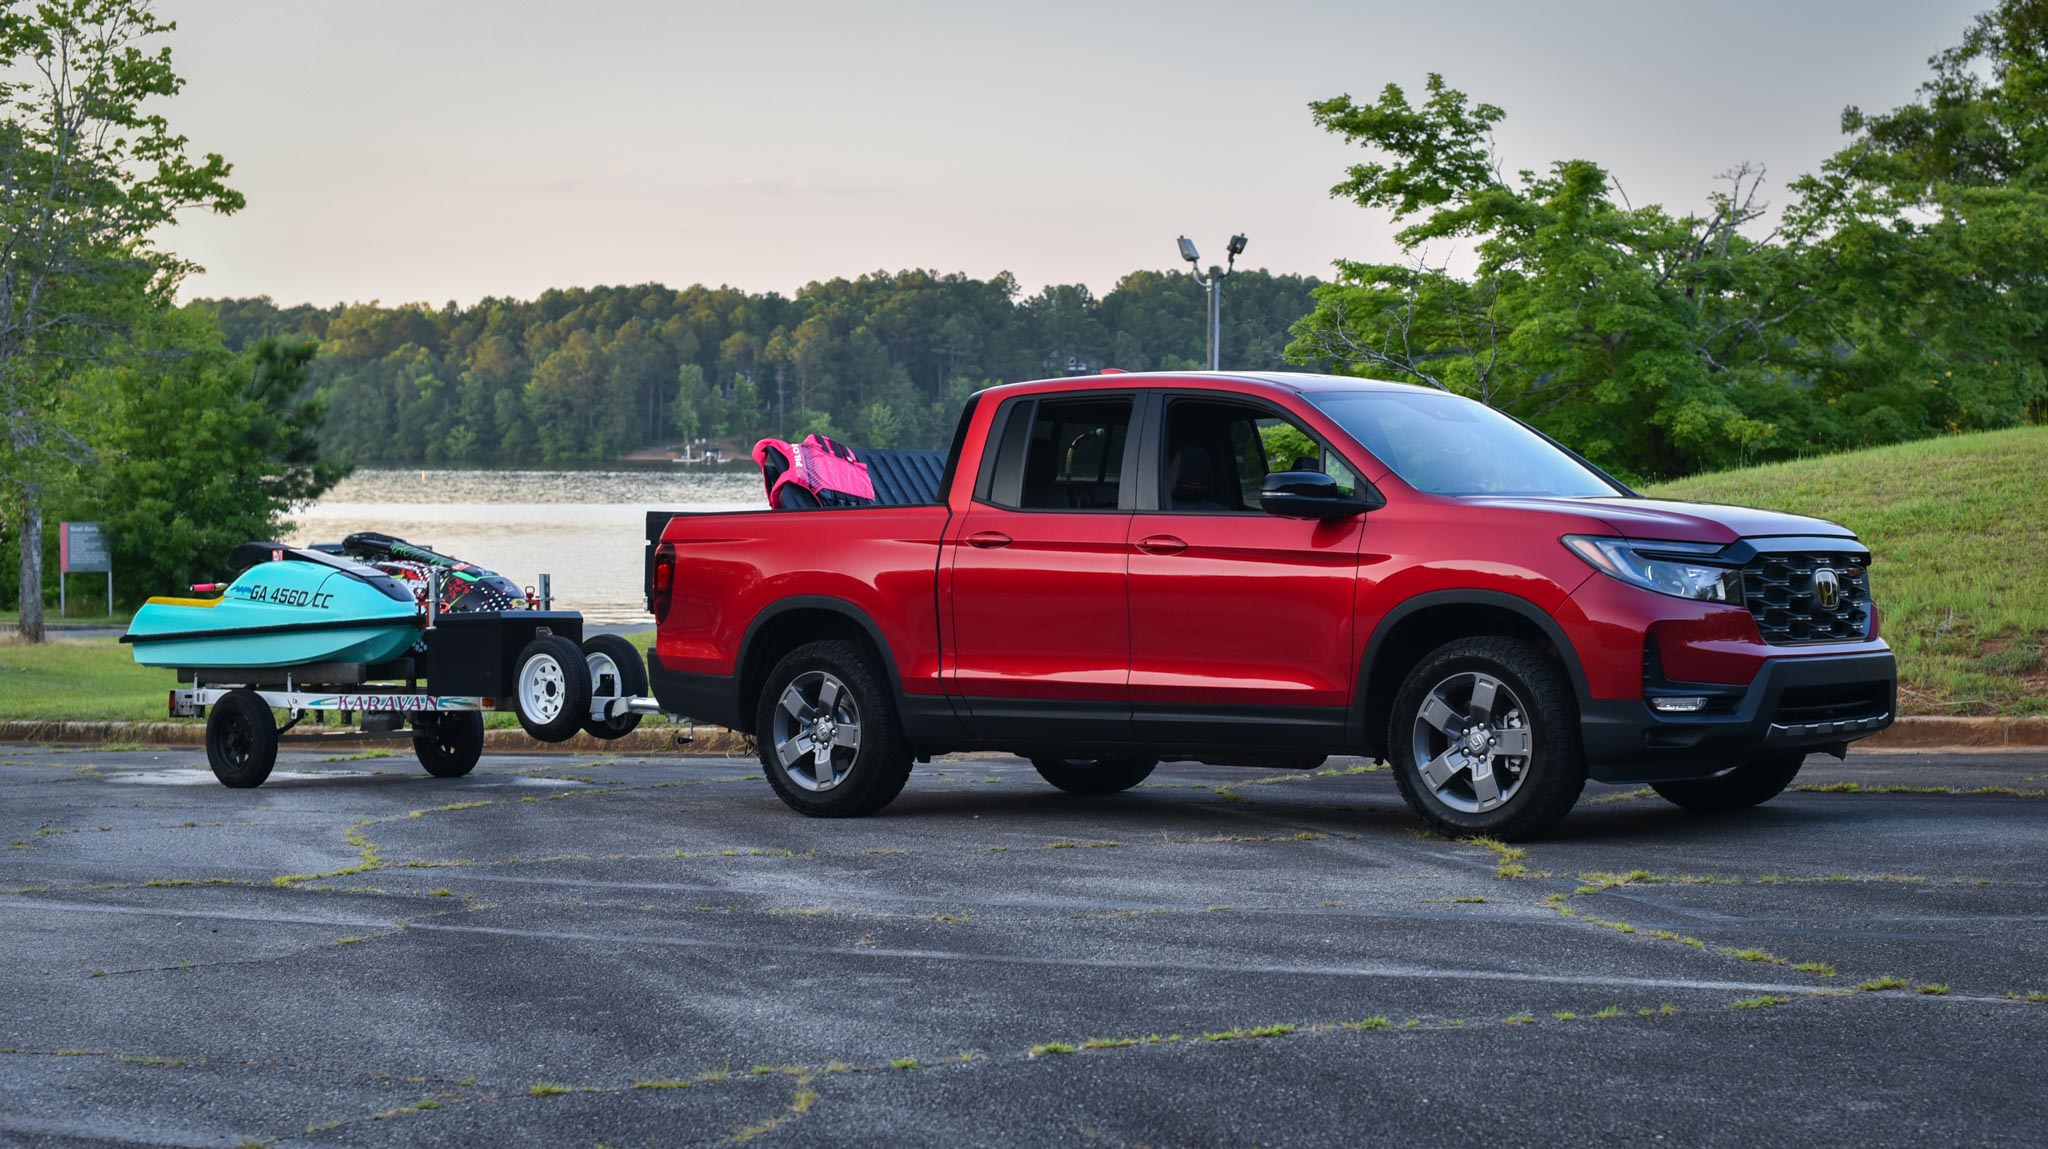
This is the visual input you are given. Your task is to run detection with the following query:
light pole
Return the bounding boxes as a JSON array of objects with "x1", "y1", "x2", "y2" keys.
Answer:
[{"x1": 1178, "y1": 233, "x2": 1247, "y2": 371}]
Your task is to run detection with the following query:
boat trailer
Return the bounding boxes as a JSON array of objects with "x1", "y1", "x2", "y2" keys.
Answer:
[{"x1": 161, "y1": 571, "x2": 682, "y2": 788}]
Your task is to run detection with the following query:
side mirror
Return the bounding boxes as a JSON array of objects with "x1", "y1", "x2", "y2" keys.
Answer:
[{"x1": 1259, "y1": 471, "x2": 1371, "y2": 520}]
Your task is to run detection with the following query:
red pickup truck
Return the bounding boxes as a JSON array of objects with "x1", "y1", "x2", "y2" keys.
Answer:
[{"x1": 646, "y1": 372, "x2": 1894, "y2": 840}]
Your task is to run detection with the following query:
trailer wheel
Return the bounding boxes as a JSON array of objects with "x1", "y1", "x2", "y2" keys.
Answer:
[
  {"x1": 512, "y1": 634, "x2": 591, "y2": 743},
  {"x1": 413, "y1": 712, "x2": 485, "y2": 778},
  {"x1": 206, "y1": 690, "x2": 278, "y2": 788},
  {"x1": 580, "y1": 633, "x2": 648, "y2": 741}
]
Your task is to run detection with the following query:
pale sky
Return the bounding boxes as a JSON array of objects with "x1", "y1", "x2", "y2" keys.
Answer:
[{"x1": 161, "y1": 0, "x2": 1984, "y2": 307}]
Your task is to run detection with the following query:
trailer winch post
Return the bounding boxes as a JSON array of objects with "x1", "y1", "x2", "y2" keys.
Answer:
[
  {"x1": 425, "y1": 569, "x2": 440, "y2": 630},
  {"x1": 538, "y1": 573, "x2": 552, "y2": 611}
]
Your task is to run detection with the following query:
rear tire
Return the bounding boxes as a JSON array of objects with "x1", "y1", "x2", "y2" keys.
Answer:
[
  {"x1": 413, "y1": 712, "x2": 484, "y2": 778},
  {"x1": 1652, "y1": 753, "x2": 1805, "y2": 812},
  {"x1": 1029, "y1": 753, "x2": 1157, "y2": 795},
  {"x1": 580, "y1": 633, "x2": 648, "y2": 741},
  {"x1": 512, "y1": 634, "x2": 591, "y2": 743},
  {"x1": 1387, "y1": 636, "x2": 1584, "y2": 842},
  {"x1": 754, "y1": 639, "x2": 913, "y2": 818},
  {"x1": 206, "y1": 690, "x2": 278, "y2": 789}
]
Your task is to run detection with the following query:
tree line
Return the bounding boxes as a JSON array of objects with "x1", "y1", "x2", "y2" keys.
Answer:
[{"x1": 197, "y1": 268, "x2": 1323, "y2": 466}]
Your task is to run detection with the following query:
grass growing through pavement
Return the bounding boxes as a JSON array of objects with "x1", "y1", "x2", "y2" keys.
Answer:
[{"x1": 1647, "y1": 425, "x2": 2048, "y2": 715}]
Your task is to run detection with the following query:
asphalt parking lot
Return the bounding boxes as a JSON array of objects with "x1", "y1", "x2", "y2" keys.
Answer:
[{"x1": 2, "y1": 744, "x2": 2044, "y2": 1148}]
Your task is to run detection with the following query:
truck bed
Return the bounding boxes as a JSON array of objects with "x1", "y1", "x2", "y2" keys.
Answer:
[{"x1": 642, "y1": 448, "x2": 949, "y2": 614}]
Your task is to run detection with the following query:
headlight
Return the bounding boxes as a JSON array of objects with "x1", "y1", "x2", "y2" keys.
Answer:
[{"x1": 1562, "y1": 536, "x2": 1742, "y2": 603}]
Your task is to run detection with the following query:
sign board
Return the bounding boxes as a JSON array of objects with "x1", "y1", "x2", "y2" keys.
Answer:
[
  {"x1": 60, "y1": 522, "x2": 111, "y2": 573},
  {"x1": 58, "y1": 522, "x2": 112, "y2": 618}
]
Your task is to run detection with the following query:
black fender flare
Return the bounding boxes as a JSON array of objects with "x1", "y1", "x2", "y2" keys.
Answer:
[
  {"x1": 1353, "y1": 589, "x2": 1593, "y2": 750},
  {"x1": 738, "y1": 596, "x2": 906, "y2": 699},
  {"x1": 734, "y1": 596, "x2": 966, "y2": 743}
]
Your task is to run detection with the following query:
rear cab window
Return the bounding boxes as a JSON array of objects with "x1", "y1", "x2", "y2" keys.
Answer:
[{"x1": 978, "y1": 394, "x2": 1135, "y2": 511}]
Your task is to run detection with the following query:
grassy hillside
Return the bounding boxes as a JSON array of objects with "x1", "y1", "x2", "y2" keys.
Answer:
[{"x1": 1648, "y1": 426, "x2": 2048, "y2": 716}]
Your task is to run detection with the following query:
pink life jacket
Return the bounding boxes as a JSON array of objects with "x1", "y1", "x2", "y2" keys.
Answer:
[{"x1": 753, "y1": 434, "x2": 877, "y2": 509}]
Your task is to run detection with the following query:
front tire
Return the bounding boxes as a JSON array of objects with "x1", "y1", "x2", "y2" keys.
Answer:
[
  {"x1": 512, "y1": 635, "x2": 591, "y2": 743},
  {"x1": 1387, "y1": 637, "x2": 1584, "y2": 841},
  {"x1": 413, "y1": 712, "x2": 485, "y2": 778},
  {"x1": 754, "y1": 639, "x2": 912, "y2": 818},
  {"x1": 1652, "y1": 753, "x2": 1805, "y2": 811},
  {"x1": 1029, "y1": 753, "x2": 1157, "y2": 794},
  {"x1": 206, "y1": 690, "x2": 278, "y2": 789}
]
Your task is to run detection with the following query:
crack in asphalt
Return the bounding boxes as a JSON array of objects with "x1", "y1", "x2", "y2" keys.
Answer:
[
  {"x1": 3, "y1": 991, "x2": 2011, "y2": 1149},
  {"x1": 0, "y1": 896, "x2": 1984, "y2": 1000},
  {"x1": 423, "y1": 870, "x2": 1557, "y2": 923}
]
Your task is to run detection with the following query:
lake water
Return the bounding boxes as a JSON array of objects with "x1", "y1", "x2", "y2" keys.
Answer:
[{"x1": 288, "y1": 468, "x2": 765, "y2": 623}]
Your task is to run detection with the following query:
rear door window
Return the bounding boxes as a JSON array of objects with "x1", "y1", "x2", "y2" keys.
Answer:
[{"x1": 987, "y1": 397, "x2": 1134, "y2": 511}]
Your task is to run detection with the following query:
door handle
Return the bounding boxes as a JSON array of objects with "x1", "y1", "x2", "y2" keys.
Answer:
[
  {"x1": 965, "y1": 531, "x2": 1012, "y2": 550},
  {"x1": 1134, "y1": 534, "x2": 1188, "y2": 556}
]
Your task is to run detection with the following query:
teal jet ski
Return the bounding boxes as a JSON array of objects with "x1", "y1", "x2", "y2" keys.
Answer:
[{"x1": 123, "y1": 543, "x2": 421, "y2": 669}]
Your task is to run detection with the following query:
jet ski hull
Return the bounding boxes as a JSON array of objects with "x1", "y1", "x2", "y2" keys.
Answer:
[{"x1": 125, "y1": 557, "x2": 420, "y2": 670}]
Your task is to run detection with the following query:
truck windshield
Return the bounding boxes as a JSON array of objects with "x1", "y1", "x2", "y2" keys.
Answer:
[{"x1": 1306, "y1": 390, "x2": 1622, "y2": 498}]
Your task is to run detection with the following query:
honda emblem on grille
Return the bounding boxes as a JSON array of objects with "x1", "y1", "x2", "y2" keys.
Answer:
[{"x1": 1814, "y1": 568, "x2": 1841, "y2": 609}]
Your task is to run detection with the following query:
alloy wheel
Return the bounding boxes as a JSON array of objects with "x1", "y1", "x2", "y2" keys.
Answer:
[
  {"x1": 771, "y1": 670, "x2": 862, "y2": 791},
  {"x1": 1409, "y1": 670, "x2": 1534, "y2": 814}
]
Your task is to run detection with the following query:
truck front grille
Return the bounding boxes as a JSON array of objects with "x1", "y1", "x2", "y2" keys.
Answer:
[{"x1": 1741, "y1": 551, "x2": 1870, "y2": 645}]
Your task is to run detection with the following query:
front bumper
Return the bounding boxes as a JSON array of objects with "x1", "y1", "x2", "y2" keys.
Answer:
[{"x1": 1579, "y1": 650, "x2": 1896, "y2": 784}]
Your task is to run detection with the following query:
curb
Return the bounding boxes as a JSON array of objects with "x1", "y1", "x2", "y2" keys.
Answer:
[
  {"x1": 0, "y1": 716, "x2": 2041, "y2": 753},
  {"x1": 1857, "y1": 716, "x2": 2048, "y2": 750}
]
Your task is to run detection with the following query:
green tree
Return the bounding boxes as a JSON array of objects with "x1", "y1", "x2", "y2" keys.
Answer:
[
  {"x1": 1287, "y1": 75, "x2": 1814, "y2": 477},
  {"x1": 1787, "y1": 0, "x2": 2048, "y2": 433},
  {"x1": 672, "y1": 361, "x2": 710, "y2": 444},
  {"x1": 859, "y1": 401, "x2": 903, "y2": 449},
  {"x1": 724, "y1": 374, "x2": 768, "y2": 443},
  {"x1": 54, "y1": 306, "x2": 343, "y2": 604},
  {"x1": 1, "y1": 0, "x2": 241, "y2": 640},
  {"x1": 1287, "y1": 40, "x2": 2046, "y2": 480}
]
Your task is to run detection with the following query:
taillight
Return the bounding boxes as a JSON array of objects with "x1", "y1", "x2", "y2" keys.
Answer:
[{"x1": 651, "y1": 543, "x2": 676, "y2": 621}]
